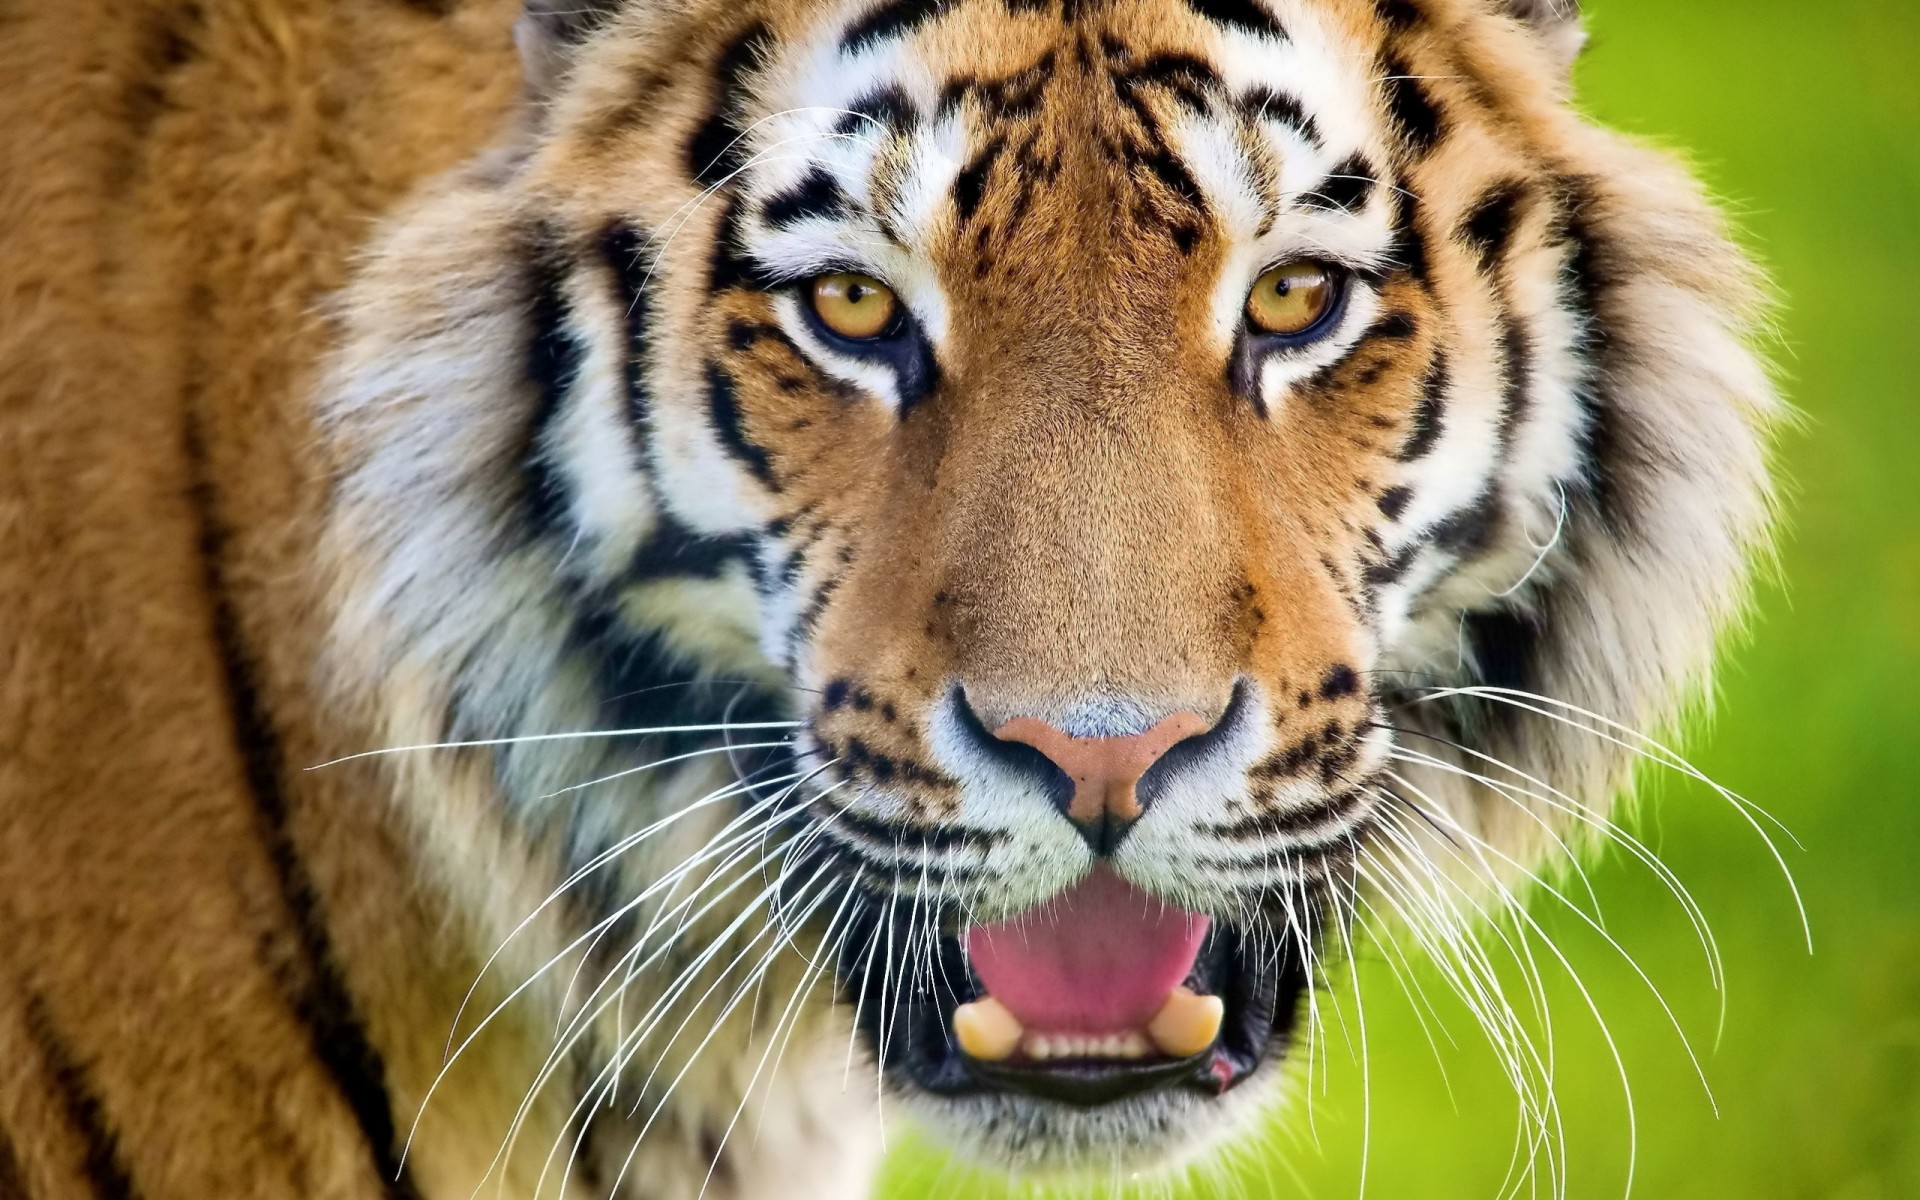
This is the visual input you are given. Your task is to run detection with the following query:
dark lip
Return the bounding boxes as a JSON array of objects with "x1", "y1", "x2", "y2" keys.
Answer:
[
  {"x1": 835, "y1": 905, "x2": 1316, "y2": 1109},
  {"x1": 962, "y1": 1049, "x2": 1219, "y2": 1109}
]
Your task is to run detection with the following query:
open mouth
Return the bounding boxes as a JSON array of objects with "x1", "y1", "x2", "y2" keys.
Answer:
[{"x1": 842, "y1": 868, "x2": 1314, "y2": 1108}]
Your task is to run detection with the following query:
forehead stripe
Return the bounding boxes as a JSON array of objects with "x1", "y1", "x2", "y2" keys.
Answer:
[
  {"x1": 1377, "y1": 52, "x2": 1445, "y2": 158},
  {"x1": 951, "y1": 136, "x2": 1005, "y2": 224},
  {"x1": 1182, "y1": 0, "x2": 1287, "y2": 39},
  {"x1": 763, "y1": 169, "x2": 852, "y2": 230},
  {"x1": 840, "y1": 0, "x2": 951, "y2": 54},
  {"x1": 1303, "y1": 154, "x2": 1376, "y2": 212},
  {"x1": 1239, "y1": 87, "x2": 1322, "y2": 151},
  {"x1": 687, "y1": 22, "x2": 776, "y2": 187},
  {"x1": 837, "y1": 86, "x2": 919, "y2": 135},
  {"x1": 1122, "y1": 52, "x2": 1224, "y2": 114}
]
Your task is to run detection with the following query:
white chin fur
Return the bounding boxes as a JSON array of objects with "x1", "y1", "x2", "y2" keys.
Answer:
[{"x1": 901, "y1": 1062, "x2": 1282, "y2": 1177}]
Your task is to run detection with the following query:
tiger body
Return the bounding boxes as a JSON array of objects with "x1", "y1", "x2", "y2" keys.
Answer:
[{"x1": 0, "y1": 0, "x2": 1774, "y2": 1196}]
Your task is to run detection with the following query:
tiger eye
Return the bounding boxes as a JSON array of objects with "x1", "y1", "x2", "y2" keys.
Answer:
[
  {"x1": 1245, "y1": 262, "x2": 1335, "y2": 336},
  {"x1": 809, "y1": 272, "x2": 900, "y2": 340}
]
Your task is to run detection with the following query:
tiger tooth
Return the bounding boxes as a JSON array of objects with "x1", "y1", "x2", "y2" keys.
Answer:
[
  {"x1": 1146, "y1": 987, "x2": 1225, "y2": 1059},
  {"x1": 953, "y1": 997, "x2": 1024, "y2": 1062}
]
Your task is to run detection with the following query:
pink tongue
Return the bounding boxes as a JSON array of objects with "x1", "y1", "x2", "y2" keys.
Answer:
[{"x1": 965, "y1": 868, "x2": 1210, "y2": 1033}]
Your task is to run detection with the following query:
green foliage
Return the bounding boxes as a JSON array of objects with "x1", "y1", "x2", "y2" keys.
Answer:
[{"x1": 878, "y1": 0, "x2": 1920, "y2": 1193}]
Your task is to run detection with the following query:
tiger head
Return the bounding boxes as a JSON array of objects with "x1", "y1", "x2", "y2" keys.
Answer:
[{"x1": 321, "y1": 0, "x2": 1774, "y2": 1179}]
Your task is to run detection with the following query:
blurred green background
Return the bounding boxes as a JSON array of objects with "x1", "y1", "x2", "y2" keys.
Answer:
[{"x1": 878, "y1": 0, "x2": 1920, "y2": 1195}]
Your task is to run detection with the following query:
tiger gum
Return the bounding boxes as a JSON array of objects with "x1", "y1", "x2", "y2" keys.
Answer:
[{"x1": 953, "y1": 987, "x2": 1224, "y2": 1064}]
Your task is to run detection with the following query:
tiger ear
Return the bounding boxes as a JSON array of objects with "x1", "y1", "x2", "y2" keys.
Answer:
[
  {"x1": 517, "y1": 0, "x2": 625, "y2": 102},
  {"x1": 1498, "y1": 0, "x2": 1585, "y2": 79}
]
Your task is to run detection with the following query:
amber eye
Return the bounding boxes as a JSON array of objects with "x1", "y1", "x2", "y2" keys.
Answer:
[
  {"x1": 809, "y1": 272, "x2": 900, "y2": 340},
  {"x1": 1245, "y1": 261, "x2": 1337, "y2": 337}
]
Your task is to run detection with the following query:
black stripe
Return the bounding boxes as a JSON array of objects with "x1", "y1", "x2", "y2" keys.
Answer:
[
  {"x1": 707, "y1": 196, "x2": 779, "y2": 294},
  {"x1": 599, "y1": 220, "x2": 657, "y2": 440},
  {"x1": 1492, "y1": 288, "x2": 1535, "y2": 456},
  {"x1": 837, "y1": 86, "x2": 918, "y2": 135},
  {"x1": 1366, "y1": 311, "x2": 1418, "y2": 343},
  {"x1": 1428, "y1": 487, "x2": 1500, "y2": 558},
  {"x1": 1398, "y1": 351, "x2": 1447, "y2": 460},
  {"x1": 938, "y1": 52, "x2": 1053, "y2": 121},
  {"x1": 1379, "y1": 53, "x2": 1444, "y2": 157},
  {"x1": 627, "y1": 513, "x2": 755, "y2": 582},
  {"x1": 952, "y1": 137, "x2": 1004, "y2": 223},
  {"x1": 1128, "y1": 53, "x2": 1223, "y2": 114},
  {"x1": 1207, "y1": 798, "x2": 1358, "y2": 842},
  {"x1": 1460, "y1": 179, "x2": 1527, "y2": 273},
  {"x1": 522, "y1": 246, "x2": 584, "y2": 536},
  {"x1": 1363, "y1": 542, "x2": 1419, "y2": 588},
  {"x1": 571, "y1": 608, "x2": 787, "y2": 740},
  {"x1": 686, "y1": 22, "x2": 774, "y2": 187},
  {"x1": 762, "y1": 169, "x2": 850, "y2": 229},
  {"x1": 1388, "y1": 187, "x2": 1432, "y2": 282},
  {"x1": 1138, "y1": 147, "x2": 1207, "y2": 213},
  {"x1": 705, "y1": 363, "x2": 777, "y2": 487},
  {"x1": 1304, "y1": 154, "x2": 1374, "y2": 212},
  {"x1": 841, "y1": 0, "x2": 950, "y2": 53},
  {"x1": 815, "y1": 805, "x2": 991, "y2": 854},
  {"x1": 182, "y1": 417, "x2": 422, "y2": 1200},
  {"x1": 1377, "y1": 485, "x2": 1412, "y2": 520},
  {"x1": 1459, "y1": 605, "x2": 1545, "y2": 724},
  {"x1": 553, "y1": 600, "x2": 795, "y2": 834},
  {"x1": 1374, "y1": 0, "x2": 1423, "y2": 30},
  {"x1": 726, "y1": 317, "x2": 797, "y2": 355},
  {"x1": 788, "y1": 564, "x2": 844, "y2": 658},
  {"x1": 1241, "y1": 87, "x2": 1322, "y2": 150},
  {"x1": 562, "y1": 597, "x2": 796, "y2": 833},
  {"x1": 1183, "y1": 0, "x2": 1287, "y2": 39},
  {"x1": 1555, "y1": 174, "x2": 1626, "y2": 525},
  {"x1": 23, "y1": 997, "x2": 138, "y2": 1200}
]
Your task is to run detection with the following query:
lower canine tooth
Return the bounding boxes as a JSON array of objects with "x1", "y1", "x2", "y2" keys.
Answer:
[
  {"x1": 1147, "y1": 987, "x2": 1225, "y2": 1059},
  {"x1": 954, "y1": 997, "x2": 1024, "y2": 1062}
]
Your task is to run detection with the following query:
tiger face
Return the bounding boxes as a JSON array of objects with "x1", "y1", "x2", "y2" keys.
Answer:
[{"x1": 323, "y1": 0, "x2": 1773, "y2": 1182}]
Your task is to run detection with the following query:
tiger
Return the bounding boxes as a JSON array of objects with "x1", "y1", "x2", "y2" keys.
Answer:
[{"x1": 0, "y1": 0, "x2": 1778, "y2": 1194}]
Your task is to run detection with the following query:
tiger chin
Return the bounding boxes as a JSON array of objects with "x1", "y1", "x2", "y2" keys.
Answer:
[{"x1": 315, "y1": 0, "x2": 1775, "y2": 1191}]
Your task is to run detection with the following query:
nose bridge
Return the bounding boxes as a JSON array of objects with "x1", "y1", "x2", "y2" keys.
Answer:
[{"x1": 936, "y1": 379, "x2": 1238, "y2": 703}]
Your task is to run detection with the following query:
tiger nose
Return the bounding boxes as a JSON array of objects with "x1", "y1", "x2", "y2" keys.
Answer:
[{"x1": 991, "y1": 710, "x2": 1214, "y2": 855}]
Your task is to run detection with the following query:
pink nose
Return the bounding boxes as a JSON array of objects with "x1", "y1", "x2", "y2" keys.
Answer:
[{"x1": 992, "y1": 711, "x2": 1212, "y2": 830}]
